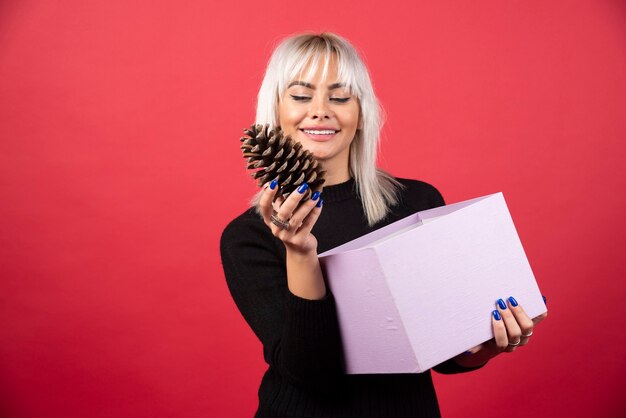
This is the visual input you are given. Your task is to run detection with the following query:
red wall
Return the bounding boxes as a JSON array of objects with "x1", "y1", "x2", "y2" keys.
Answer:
[{"x1": 1, "y1": 1, "x2": 624, "y2": 417}]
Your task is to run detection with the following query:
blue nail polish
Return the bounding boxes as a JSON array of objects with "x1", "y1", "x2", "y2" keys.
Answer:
[
  {"x1": 497, "y1": 298, "x2": 507, "y2": 310},
  {"x1": 493, "y1": 310, "x2": 501, "y2": 321},
  {"x1": 297, "y1": 183, "x2": 309, "y2": 194},
  {"x1": 542, "y1": 295, "x2": 547, "y2": 305},
  {"x1": 311, "y1": 191, "x2": 320, "y2": 201},
  {"x1": 463, "y1": 350, "x2": 473, "y2": 356},
  {"x1": 508, "y1": 296, "x2": 518, "y2": 307},
  {"x1": 316, "y1": 198, "x2": 323, "y2": 208},
  {"x1": 269, "y1": 179, "x2": 278, "y2": 190}
]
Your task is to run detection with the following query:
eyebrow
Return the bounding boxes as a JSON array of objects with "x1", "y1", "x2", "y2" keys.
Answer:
[{"x1": 288, "y1": 81, "x2": 346, "y2": 90}]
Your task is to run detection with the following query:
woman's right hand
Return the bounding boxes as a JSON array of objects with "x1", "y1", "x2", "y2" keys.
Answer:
[
  {"x1": 259, "y1": 179, "x2": 324, "y2": 256},
  {"x1": 260, "y1": 180, "x2": 327, "y2": 299}
]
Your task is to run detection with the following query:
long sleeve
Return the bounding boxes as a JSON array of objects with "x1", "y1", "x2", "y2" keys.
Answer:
[
  {"x1": 432, "y1": 357, "x2": 486, "y2": 374},
  {"x1": 220, "y1": 211, "x2": 343, "y2": 393},
  {"x1": 220, "y1": 178, "x2": 483, "y2": 417},
  {"x1": 399, "y1": 180, "x2": 489, "y2": 375}
]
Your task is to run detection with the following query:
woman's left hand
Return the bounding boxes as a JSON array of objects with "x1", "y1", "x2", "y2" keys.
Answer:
[{"x1": 453, "y1": 296, "x2": 548, "y2": 368}]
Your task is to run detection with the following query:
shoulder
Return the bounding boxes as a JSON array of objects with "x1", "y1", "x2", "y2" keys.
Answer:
[
  {"x1": 220, "y1": 206, "x2": 286, "y2": 279},
  {"x1": 220, "y1": 207, "x2": 271, "y2": 250},
  {"x1": 394, "y1": 177, "x2": 446, "y2": 211}
]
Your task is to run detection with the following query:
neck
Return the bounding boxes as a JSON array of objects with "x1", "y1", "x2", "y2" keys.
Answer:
[
  {"x1": 319, "y1": 157, "x2": 351, "y2": 186},
  {"x1": 323, "y1": 170, "x2": 351, "y2": 186}
]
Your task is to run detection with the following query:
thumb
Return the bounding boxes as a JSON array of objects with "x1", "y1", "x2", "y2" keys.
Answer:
[{"x1": 465, "y1": 344, "x2": 484, "y2": 355}]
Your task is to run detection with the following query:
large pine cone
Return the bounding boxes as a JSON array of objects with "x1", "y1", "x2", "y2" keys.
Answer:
[{"x1": 240, "y1": 124, "x2": 325, "y2": 200}]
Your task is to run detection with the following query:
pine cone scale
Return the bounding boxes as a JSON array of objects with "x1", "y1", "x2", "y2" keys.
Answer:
[{"x1": 240, "y1": 124, "x2": 326, "y2": 202}]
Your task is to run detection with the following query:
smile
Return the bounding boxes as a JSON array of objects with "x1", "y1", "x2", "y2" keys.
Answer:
[{"x1": 302, "y1": 129, "x2": 338, "y2": 135}]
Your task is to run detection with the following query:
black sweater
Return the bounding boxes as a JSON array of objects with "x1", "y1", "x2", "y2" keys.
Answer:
[{"x1": 220, "y1": 178, "x2": 485, "y2": 418}]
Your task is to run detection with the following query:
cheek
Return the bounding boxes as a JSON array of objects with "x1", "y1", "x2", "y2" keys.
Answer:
[
  {"x1": 278, "y1": 107, "x2": 304, "y2": 134},
  {"x1": 340, "y1": 106, "x2": 360, "y2": 130}
]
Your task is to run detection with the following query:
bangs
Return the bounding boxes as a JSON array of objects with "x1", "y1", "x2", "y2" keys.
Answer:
[{"x1": 277, "y1": 37, "x2": 361, "y2": 98}]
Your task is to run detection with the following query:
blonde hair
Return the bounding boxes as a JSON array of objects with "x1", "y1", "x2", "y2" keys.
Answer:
[{"x1": 254, "y1": 32, "x2": 403, "y2": 226}]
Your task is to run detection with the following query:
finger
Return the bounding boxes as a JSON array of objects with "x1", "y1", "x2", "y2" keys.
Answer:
[
  {"x1": 259, "y1": 179, "x2": 279, "y2": 224},
  {"x1": 533, "y1": 294, "x2": 548, "y2": 325},
  {"x1": 533, "y1": 311, "x2": 548, "y2": 326},
  {"x1": 272, "y1": 195, "x2": 285, "y2": 213},
  {"x1": 287, "y1": 191, "x2": 320, "y2": 229},
  {"x1": 491, "y1": 309, "x2": 509, "y2": 352},
  {"x1": 496, "y1": 298, "x2": 522, "y2": 350},
  {"x1": 294, "y1": 195, "x2": 323, "y2": 235},
  {"x1": 507, "y1": 296, "x2": 534, "y2": 346},
  {"x1": 466, "y1": 343, "x2": 484, "y2": 355},
  {"x1": 274, "y1": 183, "x2": 311, "y2": 223}
]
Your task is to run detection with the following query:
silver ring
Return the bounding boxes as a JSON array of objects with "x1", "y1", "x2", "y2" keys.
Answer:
[
  {"x1": 508, "y1": 339, "x2": 521, "y2": 346},
  {"x1": 522, "y1": 331, "x2": 533, "y2": 337},
  {"x1": 270, "y1": 213, "x2": 290, "y2": 230}
]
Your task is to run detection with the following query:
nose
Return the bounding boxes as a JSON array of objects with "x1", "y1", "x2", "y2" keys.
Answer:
[{"x1": 309, "y1": 96, "x2": 333, "y2": 119}]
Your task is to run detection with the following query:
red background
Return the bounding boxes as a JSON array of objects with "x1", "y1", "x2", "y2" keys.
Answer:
[{"x1": 1, "y1": 1, "x2": 625, "y2": 417}]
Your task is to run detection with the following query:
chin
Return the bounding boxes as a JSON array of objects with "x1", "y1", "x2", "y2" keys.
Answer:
[{"x1": 301, "y1": 143, "x2": 332, "y2": 160}]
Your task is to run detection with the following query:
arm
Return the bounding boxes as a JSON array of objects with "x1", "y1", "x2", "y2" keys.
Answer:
[
  {"x1": 265, "y1": 181, "x2": 326, "y2": 301},
  {"x1": 418, "y1": 183, "x2": 536, "y2": 373},
  {"x1": 394, "y1": 181, "x2": 482, "y2": 374},
  {"x1": 220, "y1": 182, "x2": 343, "y2": 392}
]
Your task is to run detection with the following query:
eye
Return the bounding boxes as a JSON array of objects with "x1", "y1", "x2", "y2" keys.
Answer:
[
  {"x1": 290, "y1": 95, "x2": 311, "y2": 102},
  {"x1": 330, "y1": 97, "x2": 351, "y2": 103}
]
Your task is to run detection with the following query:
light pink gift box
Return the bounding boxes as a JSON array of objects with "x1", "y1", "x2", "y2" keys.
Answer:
[{"x1": 318, "y1": 192, "x2": 547, "y2": 374}]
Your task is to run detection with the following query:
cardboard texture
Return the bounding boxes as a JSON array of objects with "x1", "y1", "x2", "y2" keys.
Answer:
[{"x1": 318, "y1": 193, "x2": 546, "y2": 374}]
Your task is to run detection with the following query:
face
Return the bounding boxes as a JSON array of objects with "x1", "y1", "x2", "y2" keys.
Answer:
[{"x1": 277, "y1": 56, "x2": 360, "y2": 178}]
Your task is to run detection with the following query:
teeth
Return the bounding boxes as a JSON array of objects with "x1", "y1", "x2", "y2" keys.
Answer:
[{"x1": 303, "y1": 129, "x2": 336, "y2": 135}]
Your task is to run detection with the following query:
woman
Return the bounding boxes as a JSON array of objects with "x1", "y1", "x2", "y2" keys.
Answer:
[{"x1": 221, "y1": 32, "x2": 546, "y2": 417}]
